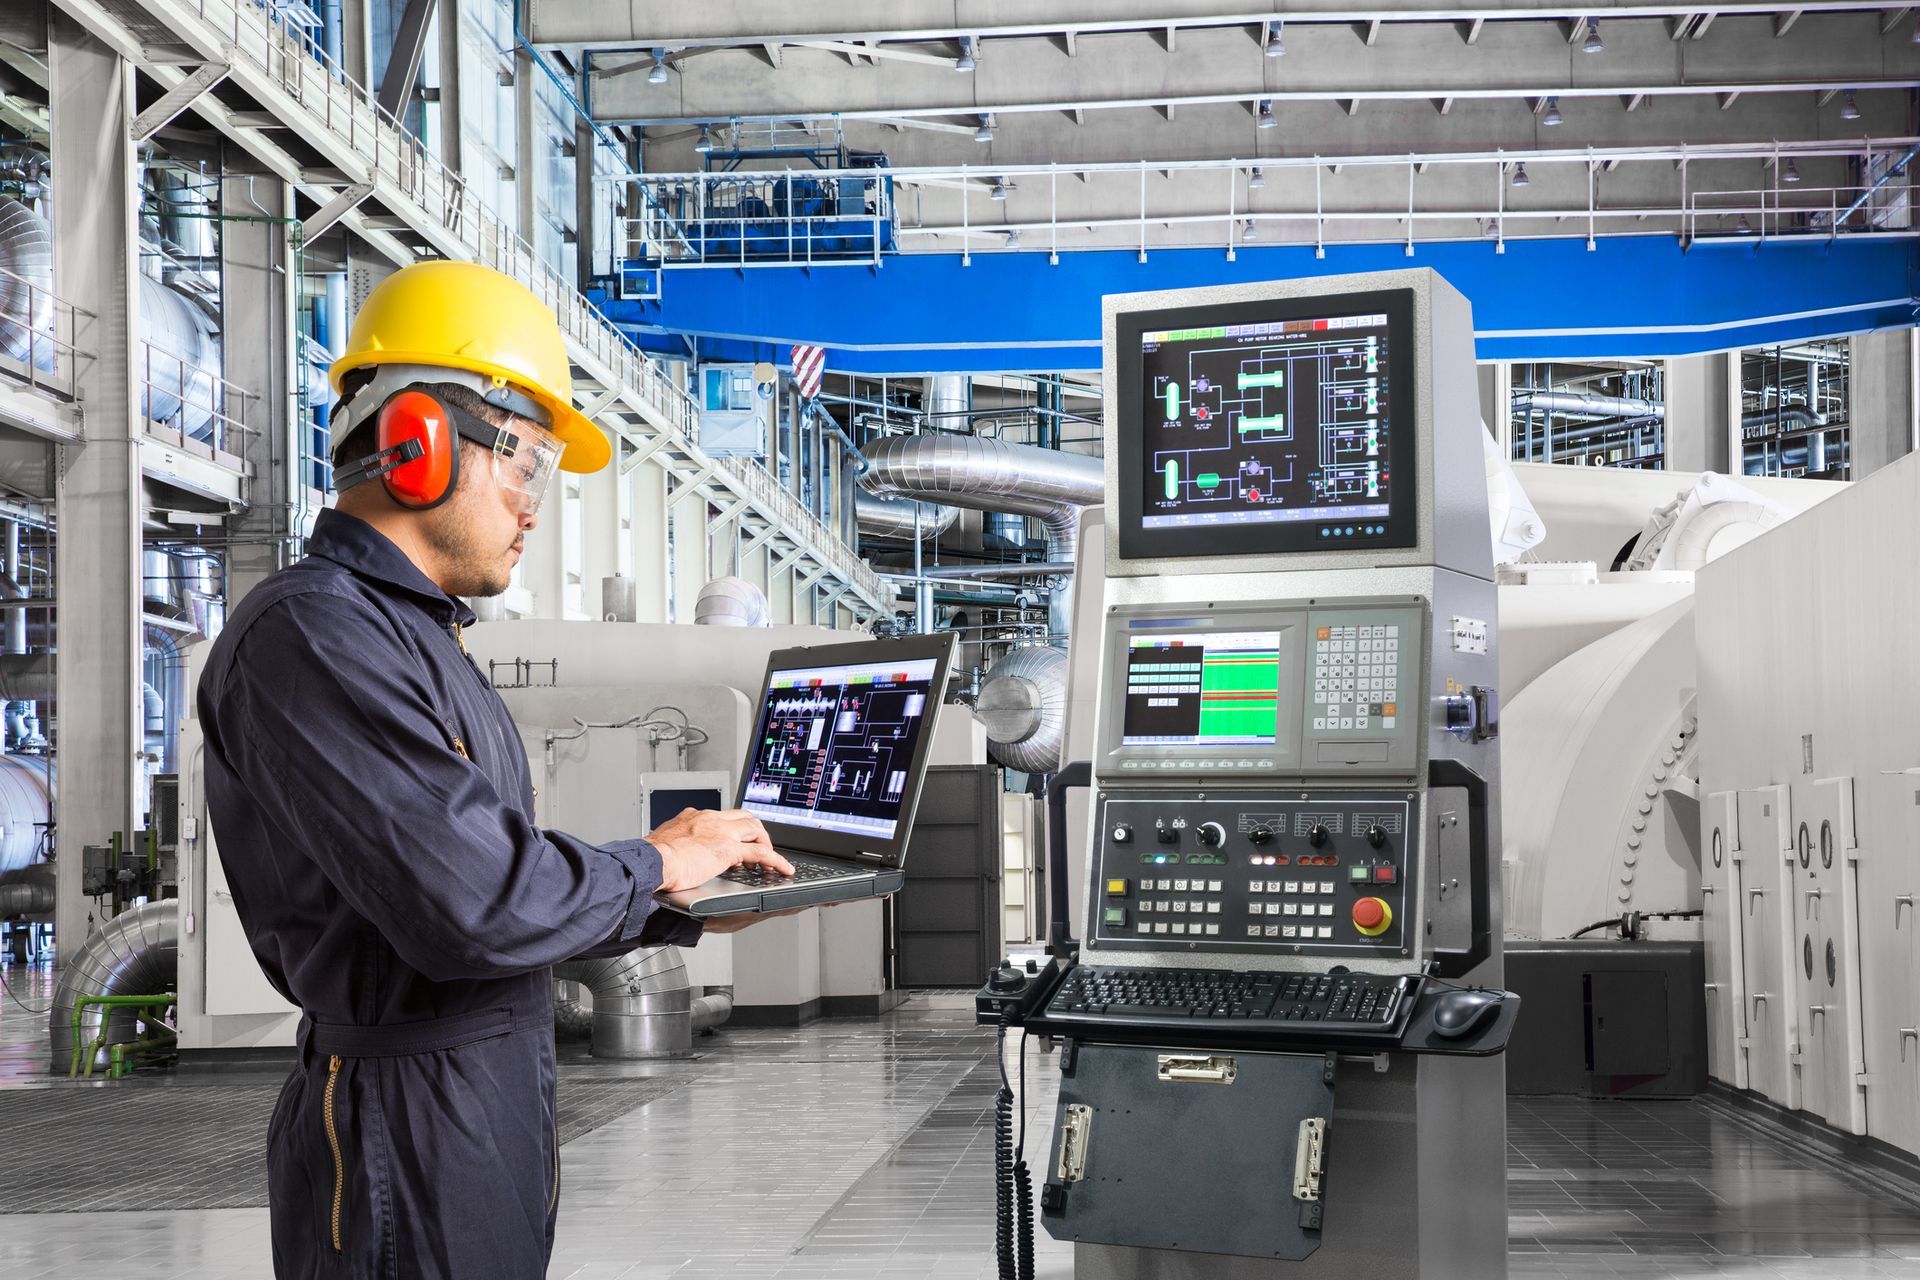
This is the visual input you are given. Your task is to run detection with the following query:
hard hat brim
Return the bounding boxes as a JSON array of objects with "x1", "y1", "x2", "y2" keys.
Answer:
[{"x1": 330, "y1": 348, "x2": 612, "y2": 474}]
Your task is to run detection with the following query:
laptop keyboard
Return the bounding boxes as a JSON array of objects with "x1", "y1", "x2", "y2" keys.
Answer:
[{"x1": 718, "y1": 858, "x2": 860, "y2": 887}]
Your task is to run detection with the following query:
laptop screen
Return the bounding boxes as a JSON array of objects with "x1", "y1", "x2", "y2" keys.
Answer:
[{"x1": 740, "y1": 652, "x2": 942, "y2": 843}]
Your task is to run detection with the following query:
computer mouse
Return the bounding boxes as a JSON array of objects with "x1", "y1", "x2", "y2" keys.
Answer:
[{"x1": 1430, "y1": 988, "x2": 1502, "y2": 1039}]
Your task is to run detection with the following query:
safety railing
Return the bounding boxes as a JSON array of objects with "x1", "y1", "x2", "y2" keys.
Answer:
[
  {"x1": 1687, "y1": 180, "x2": 1916, "y2": 242},
  {"x1": 0, "y1": 263, "x2": 88, "y2": 399},
  {"x1": 125, "y1": 0, "x2": 880, "y2": 604},
  {"x1": 618, "y1": 172, "x2": 894, "y2": 268},
  {"x1": 139, "y1": 338, "x2": 254, "y2": 461}
]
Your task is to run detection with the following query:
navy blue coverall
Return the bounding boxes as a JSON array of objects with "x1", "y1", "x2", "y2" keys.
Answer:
[{"x1": 197, "y1": 508, "x2": 701, "y2": 1279}]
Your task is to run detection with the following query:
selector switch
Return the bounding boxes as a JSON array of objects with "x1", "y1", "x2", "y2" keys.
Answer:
[
  {"x1": 1308, "y1": 824, "x2": 1331, "y2": 848},
  {"x1": 1196, "y1": 822, "x2": 1227, "y2": 848},
  {"x1": 1351, "y1": 897, "x2": 1393, "y2": 937},
  {"x1": 1156, "y1": 823, "x2": 1179, "y2": 845},
  {"x1": 1112, "y1": 824, "x2": 1133, "y2": 844},
  {"x1": 1248, "y1": 826, "x2": 1274, "y2": 846},
  {"x1": 1366, "y1": 824, "x2": 1387, "y2": 849}
]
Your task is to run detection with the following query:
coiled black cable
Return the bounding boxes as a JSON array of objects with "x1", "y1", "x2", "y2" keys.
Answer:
[{"x1": 993, "y1": 1015, "x2": 1035, "y2": 1280}]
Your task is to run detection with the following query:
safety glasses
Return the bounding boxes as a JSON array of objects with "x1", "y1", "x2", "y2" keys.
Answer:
[{"x1": 490, "y1": 420, "x2": 564, "y2": 516}]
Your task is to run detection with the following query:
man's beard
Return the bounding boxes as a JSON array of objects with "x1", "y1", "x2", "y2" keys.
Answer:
[{"x1": 425, "y1": 515, "x2": 516, "y2": 598}]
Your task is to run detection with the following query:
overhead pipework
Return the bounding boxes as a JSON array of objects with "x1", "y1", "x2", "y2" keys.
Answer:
[
  {"x1": 854, "y1": 490, "x2": 960, "y2": 541},
  {"x1": 856, "y1": 431, "x2": 1105, "y2": 561},
  {"x1": 0, "y1": 195, "x2": 55, "y2": 371},
  {"x1": 975, "y1": 643, "x2": 1069, "y2": 774}
]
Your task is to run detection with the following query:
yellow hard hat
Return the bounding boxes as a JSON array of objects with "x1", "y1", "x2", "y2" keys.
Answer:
[{"x1": 328, "y1": 260, "x2": 611, "y2": 474}]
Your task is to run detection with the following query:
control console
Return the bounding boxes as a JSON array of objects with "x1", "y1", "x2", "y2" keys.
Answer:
[{"x1": 1093, "y1": 791, "x2": 1415, "y2": 955}]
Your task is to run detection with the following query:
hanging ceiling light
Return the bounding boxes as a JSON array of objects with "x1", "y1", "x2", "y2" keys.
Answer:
[
  {"x1": 648, "y1": 48, "x2": 669, "y2": 84},
  {"x1": 693, "y1": 124, "x2": 714, "y2": 154},
  {"x1": 1840, "y1": 90, "x2": 1861, "y2": 121},
  {"x1": 1542, "y1": 96, "x2": 1563, "y2": 127},
  {"x1": 1582, "y1": 19, "x2": 1605, "y2": 53},
  {"x1": 1257, "y1": 100, "x2": 1277, "y2": 129},
  {"x1": 956, "y1": 36, "x2": 977, "y2": 72},
  {"x1": 974, "y1": 113, "x2": 995, "y2": 142},
  {"x1": 990, "y1": 179, "x2": 1008, "y2": 201},
  {"x1": 1512, "y1": 161, "x2": 1530, "y2": 187},
  {"x1": 1265, "y1": 21, "x2": 1287, "y2": 57},
  {"x1": 1783, "y1": 158, "x2": 1801, "y2": 183},
  {"x1": 1243, "y1": 218, "x2": 1259, "y2": 241},
  {"x1": 1249, "y1": 166, "x2": 1266, "y2": 189},
  {"x1": 1736, "y1": 213, "x2": 1754, "y2": 234}
]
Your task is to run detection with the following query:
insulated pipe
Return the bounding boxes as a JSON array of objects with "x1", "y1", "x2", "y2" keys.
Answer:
[
  {"x1": 0, "y1": 863, "x2": 52, "y2": 917},
  {"x1": 48, "y1": 901, "x2": 178, "y2": 1073},
  {"x1": 977, "y1": 644, "x2": 1070, "y2": 773},
  {"x1": 1740, "y1": 408, "x2": 1828, "y2": 432},
  {"x1": 1512, "y1": 390, "x2": 1666, "y2": 420},
  {"x1": 857, "y1": 433, "x2": 1105, "y2": 560},
  {"x1": 2, "y1": 519, "x2": 24, "y2": 656},
  {"x1": 0, "y1": 653, "x2": 54, "y2": 702},
  {"x1": 854, "y1": 491, "x2": 960, "y2": 541},
  {"x1": 550, "y1": 945, "x2": 716, "y2": 1058},
  {"x1": 0, "y1": 755, "x2": 51, "y2": 873},
  {"x1": 0, "y1": 196, "x2": 55, "y2": 370},
  {"x1": 693, "y1": 576, "x2": 771, "y2": 627}
]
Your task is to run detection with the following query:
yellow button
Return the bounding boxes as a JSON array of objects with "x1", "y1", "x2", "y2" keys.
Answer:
[{"x1": 1106, "y1": 878, "x2": 1129, "y2": 897}]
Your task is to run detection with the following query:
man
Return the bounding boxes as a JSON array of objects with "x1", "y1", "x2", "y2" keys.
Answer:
[{"x1": 198, "y1": 260, "x2": 794, "y2": 1278}]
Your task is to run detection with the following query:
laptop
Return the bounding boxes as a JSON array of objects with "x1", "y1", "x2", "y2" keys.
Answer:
[{"x1": 655, "y1": 631, "x2": 957, "y2": 918}]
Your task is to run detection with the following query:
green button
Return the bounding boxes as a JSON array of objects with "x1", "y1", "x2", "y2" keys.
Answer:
[
  {"x1": 1103, "y1": 907, "x2": 1128, "y2": 927},
  {"x1": 1349, "y1": 866, "x2": 1372, "y2": 883}
]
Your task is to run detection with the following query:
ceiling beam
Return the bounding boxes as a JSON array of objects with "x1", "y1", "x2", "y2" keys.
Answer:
[
  {"x1": 1462, "y1": 17, "x2": 1486, "y2": 42},
  {"x1": 1773, "y1": 9, "x2": 1803, "y2": 34}
]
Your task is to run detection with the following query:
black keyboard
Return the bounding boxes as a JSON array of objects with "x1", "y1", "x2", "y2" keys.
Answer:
[
  {"x1": 718, "y1": 859, "x2": 862, "y2": 887},
  {"x1": 1043, "y1": 966, "x2": 1420, "y2": 1040}
]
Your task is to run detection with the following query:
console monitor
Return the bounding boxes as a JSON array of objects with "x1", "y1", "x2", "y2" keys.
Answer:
[{"x1": 1113, "y1": 288, "x2": 1418, "y2": 561}]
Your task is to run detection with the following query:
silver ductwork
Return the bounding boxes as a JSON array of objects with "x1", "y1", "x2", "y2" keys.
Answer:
[
  {"x1": 0, "y1": 863, "x2": 52, "y2": 918},
  {"x1": 139, "y1": 273, "x2": 224, "y2": 440},
  {"x1": 1740, "y1": 408, "x2": 1829, "y2": 432},
  {"x1": 977, "y1": 644, "x2": 1070, "y2": 773},
  {"x1": 0, "y1": 653, "x2": 53, "y2": 703},
  {"x1": 1512, "y1": 390, "x2": 1667, "y2": 420},
  {"x1": 550, "y1": 945, "x2": 729, "y2": 1058},
  {"x1": 854, "y1": 490, "x2": 960, "y2": 541},
  {"x1": 693, "y1": 576, "x2": 771, "y2": 627},
  {"x1": 857, "y1": 433, "x2": 1105, "y2": 560},
  {"x1": 49, "y1": 901, "x2": 178, "y2": 1073},
  {"x1": 0, "y1": 195, "x2": 54, "y2": 371}
]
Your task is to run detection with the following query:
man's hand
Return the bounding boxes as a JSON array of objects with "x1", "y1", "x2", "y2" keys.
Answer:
[{"x1": 648, "y1": 808, "x2": 792, "y2": 891}]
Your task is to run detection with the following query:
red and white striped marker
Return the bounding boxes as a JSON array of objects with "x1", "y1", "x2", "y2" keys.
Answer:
[{"x1": 791, "y1": 343, "x2": 825, "y2": 399}]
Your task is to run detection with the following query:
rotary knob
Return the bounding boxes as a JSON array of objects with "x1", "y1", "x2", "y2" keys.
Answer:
[
  {"x1": 1248, "y1": 826, "x2": 1275, "y2": 846},
  {"x1": 1196, "y1": 821, "x2": 1227, "y2": 848},
  {"x1": 1308, "y1": 824, "x2": 1330, "y2": 848},
  {"x1": 1366, "y1": 824, "x2": 1387, "y2": 848}
]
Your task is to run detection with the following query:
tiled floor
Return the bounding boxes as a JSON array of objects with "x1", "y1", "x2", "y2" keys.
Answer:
[{"x1": 5, "y1": 966, "x2": 1920, "y2": 1278}]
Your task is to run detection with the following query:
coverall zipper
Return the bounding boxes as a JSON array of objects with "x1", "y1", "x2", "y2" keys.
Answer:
[{"x1": 325, "y1": 1054, "x2": 345, "y2": 1253}]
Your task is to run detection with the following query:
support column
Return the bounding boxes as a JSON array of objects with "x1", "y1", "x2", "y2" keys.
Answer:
[
  {"x1": 514, "y1": 46, "x2": 536, "y2": 243},
  {"x1": 667, "y1": 482, "x2": 707, "y2": 622},
  {"x1": 340, "y1": 0, "x2": 374, "y2": 86},
  {"x1": 579, "y1": 458, "x2": 620, "y2": 618},
  {"x1": 628, "y1": 458, "x2": 669, "y2": 622},
  {"x1": 220, "y1": 169, "x2": 299, "y2": 603},
  {"x1": 1665, "y1": 353, "x2": 1733, "y2": 473},
  {"x1": 50, "y1": 16, "x2": 143, "y2": 962},
  {"x1": 1848, "y1": 329, "x2": 1918, "y2": 479},
  {"x1": 432, "y1": 0, "x2": 461, "y2": 176}
]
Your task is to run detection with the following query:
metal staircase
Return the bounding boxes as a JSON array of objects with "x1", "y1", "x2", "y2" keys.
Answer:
[{"x1": 50, "y1": 0, "x2": 887, "y2": 616}]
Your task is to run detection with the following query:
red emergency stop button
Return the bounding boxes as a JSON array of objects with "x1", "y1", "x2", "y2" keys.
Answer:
[{"x1": 1351, "y1": 897, "x2": 1393, "y2": 937}]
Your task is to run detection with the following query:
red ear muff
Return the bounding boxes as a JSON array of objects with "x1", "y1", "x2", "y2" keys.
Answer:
[{"x1": 375, "y1": 390, "x2": 460, "y2": 509}]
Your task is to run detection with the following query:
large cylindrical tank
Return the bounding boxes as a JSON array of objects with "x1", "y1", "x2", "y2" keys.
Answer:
[
  {"x1": 0, "y1": 195, "x2": 54, "y2": 371},
  {"x1": 977, "y1": 644, "x2": 1068, "y2": 774},
  {"x1": 138, "y1": 273, "x2": 224, "y2": 441},
  {"x1": 0, "y1": 753, "x2": 53, "y2": 873}
]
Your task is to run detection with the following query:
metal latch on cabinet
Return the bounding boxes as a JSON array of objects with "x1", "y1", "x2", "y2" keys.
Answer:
[{"x1": 1293, "y1": 1117, "x2": 1328, "y2": 1229}]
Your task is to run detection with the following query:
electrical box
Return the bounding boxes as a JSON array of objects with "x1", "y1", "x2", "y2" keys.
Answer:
[{"x1": 697, "y1": 364, "x2": 772, "y2": 457}]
